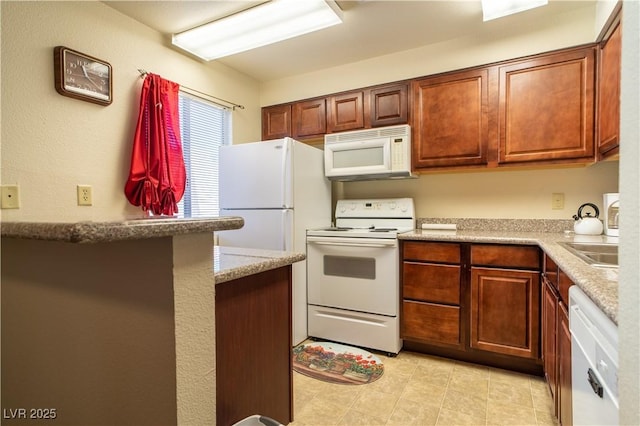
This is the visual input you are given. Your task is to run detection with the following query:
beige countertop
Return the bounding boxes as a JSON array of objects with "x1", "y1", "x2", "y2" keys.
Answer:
[
  {"x1": 0, "y1": 216, "x2": 244, "y2": 243},
  {"x1": 399, "y1": 229, "x2": 619, "y2": 325},
  {"x1": 214, "y1": 246, "x2": 305, "y2": 284}
]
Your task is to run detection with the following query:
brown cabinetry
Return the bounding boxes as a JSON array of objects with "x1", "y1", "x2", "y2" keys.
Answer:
[
  {"x1": 215, "y1": 267, "x2": 293, "y2": 426},
  {"x1": 369, "y1": 83, "x2": 409, "y2": 127},
  {"x1": 293, "y1": 98, "x2": 326, "y2": 140},
  {"x1": 411, "y1": 45, "x2": 597, "y2": 171},
  {"x1": 261, "y1": 83, "x2": 409, "y2": 141},
  {"x1": 412, "y1": 69, "x2": 489, "y2": 168},
  {"x1": 470, "y1": 244, "x2": 541, "y2": 359},
  {"x1": 558, "y1": 301, "x2": 572, "y2": 426},
  {"x1": 402, "y1": 241, "x2": 462, "y2": 347},
  {"x1": 327, "y1": 91, "x2": 364, "y2": 133},
  {"x1": 401, "y1": 241, "x2": 542, "y2": 373},
  {"x1": 541, "y1": 253, "x2": 573, "y2": 425},
  {"x1": 498, "y1": 46, "x2": 596, "y2": 164},
  {"x1": 262, "y1": 104, "x2": 292, "y2": 140},
  {"x1": 597, "y1": 4, "x2": 622, "y2": 158},
  {"x1": 542, "y1": 255, "x2": 559, "y2": 406}
]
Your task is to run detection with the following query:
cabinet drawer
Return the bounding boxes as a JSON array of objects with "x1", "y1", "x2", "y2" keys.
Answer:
[
  {"x1": 402, "y1": 301, "x2": 460, "y2": 345},
  {"x1": 403, "y1": 241, "x2": 460, "y2": 263},
  {"x1": 403, "y1": 262, "x2": 460, "y2": 304},
  {"x1": 471, "y1": 244, "x2": 539, "y2": 269}
]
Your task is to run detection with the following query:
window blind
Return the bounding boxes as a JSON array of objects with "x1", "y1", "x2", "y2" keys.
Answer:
[{"x1": 177, "y1": 92, "x2": 231, "y2": 218}]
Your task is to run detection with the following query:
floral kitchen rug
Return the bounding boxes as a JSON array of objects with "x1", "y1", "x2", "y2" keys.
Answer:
[{"x1": 292, "y1": 341, "x2": 384, "y2": 385}]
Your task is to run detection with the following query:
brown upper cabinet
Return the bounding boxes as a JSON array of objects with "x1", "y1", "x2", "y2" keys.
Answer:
[
  {"x1": 368, "y1": 83, "x2": 409, "y2": 127},
  {"x1": 597, "y1": 4, "x2": 622, "y2": 159},
  {"x1": 261, "y1": 82, "x2": 409, "y2": 141},
  {"x1": 498, "y1": 46, "x2": 596, "y2": 165},
  {"x1": 327, "y1": 91, "x2": 364, "y2": 133},
  {"x1": 292, "y1": 98, "x2": 326, "y2": 140},
  {"x1": 412, "y1": 69, "x2": 489, "y2": 168},
  {"x1": 411, "y1": 45, "x2": 597, "y2": 171},
  {"x1": 262, "y1": 104, "x2": 292, "y2": 140},
  {"x1": 263, "y1": 40, "x2": 615, "y2": 172}
]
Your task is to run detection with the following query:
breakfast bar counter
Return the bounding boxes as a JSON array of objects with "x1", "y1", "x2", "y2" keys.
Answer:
[{"x1": 214, "y1": 246, "x2": 305, "y2": 284}]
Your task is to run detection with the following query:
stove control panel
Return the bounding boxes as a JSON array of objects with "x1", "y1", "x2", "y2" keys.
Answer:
[{"x1": 336, "y1": 198, "x2": 414, "y2": 219}]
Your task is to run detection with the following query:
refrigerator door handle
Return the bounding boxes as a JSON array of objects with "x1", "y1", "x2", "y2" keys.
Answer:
[
  {"x1": 281, "y1": 138, "x2": 291, "y2": 208},
  {"x1": 282, "y1": 209, "x2": 294, "y2": 251}
]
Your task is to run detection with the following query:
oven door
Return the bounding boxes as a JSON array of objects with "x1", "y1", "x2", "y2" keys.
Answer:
[{"x1": 307, "y1": 236, "x2": 398, "y2": 316}]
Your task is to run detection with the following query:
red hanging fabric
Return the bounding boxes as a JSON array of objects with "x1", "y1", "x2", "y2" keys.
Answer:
[{"x1": 124, "y1": 73, "x2": 186, "y2": 216}]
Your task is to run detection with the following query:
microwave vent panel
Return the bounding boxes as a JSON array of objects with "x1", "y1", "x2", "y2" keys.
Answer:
[{"x1": 325, "y1": 124, "x2": 410, "y2": 143}]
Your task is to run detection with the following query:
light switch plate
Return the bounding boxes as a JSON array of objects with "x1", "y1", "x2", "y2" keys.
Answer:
[
  {"x1": 1, "y1": 185, "x2": 20, "y2": 209},
  {"x1": 551, "y1": 193, "x2": 565, "y2": 210}
]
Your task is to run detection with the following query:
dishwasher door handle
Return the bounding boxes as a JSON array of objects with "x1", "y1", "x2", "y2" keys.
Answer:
[{"x1": 588, "y1": 368, "x2": 604, "y2": 398}]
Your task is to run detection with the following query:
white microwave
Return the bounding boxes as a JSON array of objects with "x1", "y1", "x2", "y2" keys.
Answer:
[{"x1": 324, "y1": 124, "x2": 413, "y2": 181}]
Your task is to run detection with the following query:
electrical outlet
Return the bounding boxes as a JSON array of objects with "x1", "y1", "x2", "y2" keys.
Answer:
[
  {"x1": 77, "y1": 185, "x2": 92, "y2": 206},
  {"x1": 1, "y1": 185, "x2": 20, "y2": 209},
  {"x1": 551, "y1": 192, "x2": 565, "y2": 210}
]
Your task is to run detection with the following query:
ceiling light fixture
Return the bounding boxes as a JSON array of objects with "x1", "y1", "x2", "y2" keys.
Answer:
[
  {"x1": 481, "y1": 0, "x2": 548, "y2": 22},
  {"x1": 172, "y1": 0, "x2": 343, "y2": 61}
]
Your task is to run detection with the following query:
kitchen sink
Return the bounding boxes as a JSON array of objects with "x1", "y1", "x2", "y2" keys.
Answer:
[{"x1": 558, "y1": 242, "x2": 618, "y2": 267}]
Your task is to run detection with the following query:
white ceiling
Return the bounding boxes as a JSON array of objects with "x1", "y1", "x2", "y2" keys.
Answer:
[{"x1": 103, "y1": 0, "x2": 595, "y2": 82}]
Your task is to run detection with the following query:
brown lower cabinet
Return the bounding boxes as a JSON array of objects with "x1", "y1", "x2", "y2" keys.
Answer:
[
  {"x1": 215, "y1": 266, "x2": 293, "y2": 426},
  {"x1": 401, "y1": 241, "x2": 542, "y2": 375},
  {"x1": 558, "y1": 301, "x2": 573, "y2": 426},
  {"x1": 542, "y1": 253, "x2": 573, "y2": 425}
]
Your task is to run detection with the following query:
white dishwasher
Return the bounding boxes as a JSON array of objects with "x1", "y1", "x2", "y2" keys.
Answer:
[{"x1": 569, "y1": 286, "x2": 619, "y2": 426}]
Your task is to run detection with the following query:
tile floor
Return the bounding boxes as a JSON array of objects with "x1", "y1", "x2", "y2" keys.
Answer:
[{"x1": 290, "y1": 348, "x2": 557, "y2": 426}]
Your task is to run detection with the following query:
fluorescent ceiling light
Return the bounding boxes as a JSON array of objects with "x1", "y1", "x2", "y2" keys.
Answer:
[
  {"x1": 481, "y1": 0, "x2": 548, "y2": 21},
  {"x1": 172, "y1": 0, "x2": 343, "y2": 61}
]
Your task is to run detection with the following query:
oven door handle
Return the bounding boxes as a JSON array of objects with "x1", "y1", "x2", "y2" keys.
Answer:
[{"x1": 307, "y1": 238, "x2": 396, "y2": 248}]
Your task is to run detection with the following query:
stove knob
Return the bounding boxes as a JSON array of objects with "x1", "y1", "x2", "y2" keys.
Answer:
[
  {"x1": 339, "y1": 204, "x2": 347, "y2": 213},
  {"x1": 389, "y1": 202, "x2": 397, "y2": 210},
  {"x1": 400, "y1": 203, "x2": 408, "y2": 212},
  {"x1": 349, "y1": 203, "x2": 357, "y2": 210}
]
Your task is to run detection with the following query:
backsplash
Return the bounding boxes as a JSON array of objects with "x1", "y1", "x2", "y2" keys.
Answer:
[{"x1": 417, "y1": 218, "x2": 575, "y2": 233}]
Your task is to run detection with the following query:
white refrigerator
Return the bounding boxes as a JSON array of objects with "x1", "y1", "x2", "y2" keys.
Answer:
[{"x1": 218, "y1": 137, "x2": 331, "y2": 345}]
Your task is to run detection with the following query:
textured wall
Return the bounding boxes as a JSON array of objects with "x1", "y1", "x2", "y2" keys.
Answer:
[{"x1": 0, "y1": 1, "x2": 260, "y2": 223}]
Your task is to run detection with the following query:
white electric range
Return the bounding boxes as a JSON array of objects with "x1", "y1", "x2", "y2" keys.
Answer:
[{"x1": 306, "y1": 198, "x2": 415, "y2": 355}]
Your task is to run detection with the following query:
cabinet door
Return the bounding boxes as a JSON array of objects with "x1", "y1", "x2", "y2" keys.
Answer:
[
  {"x1": 262, "y1": 105, "x2": 292, "y2": 140},
  {"x1": 542, "y1": 278, "x2": 559, "y2": 409},
  {"x1": 369, "y1": 83, "x2": 408, "y2": 127},
  {"x1": 598, "y1": 10, "x2": 622, "y2": 158},
  {"x1": 558, "y1": 302, "x2": 572, "y2": 426},
  {"x1": 498, "y1": 46, "x2": 596, "y2": 164},
  {"x1": 327, "y1": 91, "x2": 364, "y2": 133},
  {"x1": 412, "y1": 69, "x2": 489, "y2": 168},
  {"x1": 216, "y1": 267, "x2": 293, "y2": 425},
  {"x1": 470, "y1": 267, "x2": 540, "y2": 358},
  {"x1": 293, "y1": 98, "x2": 326, "y2": 139}
]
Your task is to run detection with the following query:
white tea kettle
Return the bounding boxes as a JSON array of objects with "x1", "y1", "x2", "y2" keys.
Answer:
[{"x1": 573, "y1": 203, "x2": 603, "y2": 235}]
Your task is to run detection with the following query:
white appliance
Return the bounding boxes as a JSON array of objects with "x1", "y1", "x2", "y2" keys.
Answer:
[
  {"x1": 603, "y1": 193, "x2": 619, "y2": 237},
  {"x1": 569, "y1": 286, "x2": 619, "y2": 425},
  {"x1": 218, "y1": 138, "x2": 331, "y2": 345},
  {"x1": 324, "y1": 124, "x2": 413, "y2": 181},
  {"x1": 306, "y1": 198, "x2": 415, "y2": 355}
]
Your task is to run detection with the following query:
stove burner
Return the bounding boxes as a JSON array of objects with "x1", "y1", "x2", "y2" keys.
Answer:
[
  {"x1": 323, "y1": 227, "x2": 353, "y2": 231},
  {"x1": 370, "y1": 228, "x2": 397, "y2": 232}
]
